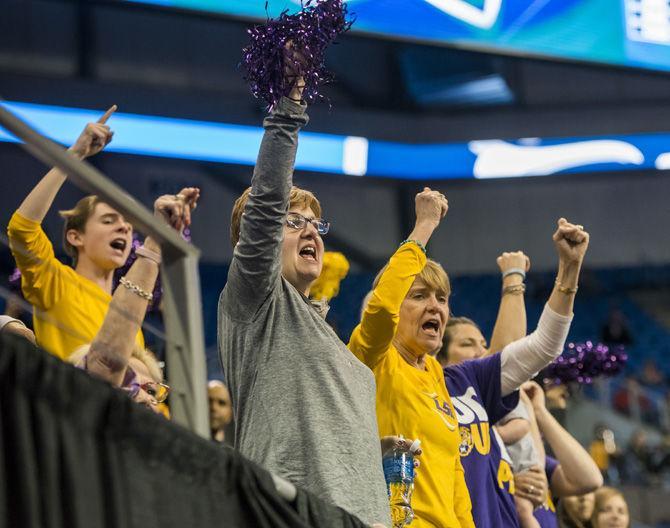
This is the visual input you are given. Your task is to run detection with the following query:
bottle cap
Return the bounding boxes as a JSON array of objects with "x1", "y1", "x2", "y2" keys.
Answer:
[{"x1": 409, "y1": 438, "x2": 421, "y2": 454}]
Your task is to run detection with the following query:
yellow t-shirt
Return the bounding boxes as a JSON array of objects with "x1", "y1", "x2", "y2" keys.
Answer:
[
  {"x1": 349, "y1": 242, "x2": 475, "y2": 528},
  {"x1": 8, "y1": 211, "x2": 144, "y2": 360}
]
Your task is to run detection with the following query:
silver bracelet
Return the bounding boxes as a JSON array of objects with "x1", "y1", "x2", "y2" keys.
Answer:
[
  {"x1": 135, "y1": 245, "x2": 161, "y2": 265},
  {"x1": 119, "y1": 276, "x2": 154, "y2": 301},
  {"x1": 502, "y1": 268, "x2": 526, "y2": 280}
]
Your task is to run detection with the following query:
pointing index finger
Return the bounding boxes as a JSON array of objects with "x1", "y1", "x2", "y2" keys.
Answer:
[{"x1": 97, "y1": 105, "x2": 118, "y2": 124}]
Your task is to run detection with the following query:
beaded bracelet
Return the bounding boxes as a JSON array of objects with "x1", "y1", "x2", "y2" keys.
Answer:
[
  {"x1": 119, "y1": 277, "x2": 154, "y2": 301},
  {"x1": 502, "y1": 284, "x2": 526, "y2": 296},
  {"x1": 555, "y1": 279, "x2": 578, "y2": 295},
  {"x1": 399, "y1": 239, "x2": 427, "y2": 255}
]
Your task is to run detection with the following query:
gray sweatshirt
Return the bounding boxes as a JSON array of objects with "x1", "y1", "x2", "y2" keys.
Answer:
[{"x1": 218, "y1": 98, "x2": 390, "y2": 526}]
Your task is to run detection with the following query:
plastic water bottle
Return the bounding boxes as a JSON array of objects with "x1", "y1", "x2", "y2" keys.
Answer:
[{"x1": 382, "y1": 438, "x2": 421, "y2": 528}]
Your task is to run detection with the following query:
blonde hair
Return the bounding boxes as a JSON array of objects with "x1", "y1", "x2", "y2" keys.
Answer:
[
  {"x1": 59, "y1": 195, "x2": 102, "y2": 265},
  {"x1": 591, "y1": 487, "x2": 630, "y2": 528},
  {"x1": 230, "y1": 186, "x2": 322, "y2": 248},
  {"x1": 69, "y1": 344, "x2": 163, "y2": 384},
  {"x1": 372, "y1": 258, "x2": 451, "y2": 298}
]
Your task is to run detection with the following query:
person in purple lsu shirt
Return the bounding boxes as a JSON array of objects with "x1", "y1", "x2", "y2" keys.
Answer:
[{"x1": 434, "y1": 218, "x2": 590, "y2": 528}]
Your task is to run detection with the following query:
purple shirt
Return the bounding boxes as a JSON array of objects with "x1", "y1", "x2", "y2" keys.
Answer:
[
  {"x1": 444, "y1": 354, "x2": 520, "y2": 528},
  {"x1": 534, "y1": 456, "x2": 559, "y2": 528}
]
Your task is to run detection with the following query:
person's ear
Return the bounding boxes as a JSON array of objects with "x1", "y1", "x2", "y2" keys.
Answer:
[{"x1": 66, "y1": 229, "x2": 85, "y2": 249}]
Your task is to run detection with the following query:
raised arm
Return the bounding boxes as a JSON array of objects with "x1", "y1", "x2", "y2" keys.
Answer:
[
  {"x1": 348, "y1": 188, "x2": 447, "y2": 368},
  {"x1": 86, "y1": 189, "x2": 199, "y2": 386},
  {"x1": 488, "y1": 251, "x2": 530, "y2": 355},
  {"x1": 522, "y1": 382, "x2": 603, "y2": 497},
  {"x1": 499, "y1": 219, "x2": 589, "y2": 395},
  {"x1": 17, "y1": 106, "x2": 116, "y2": 223},
  {"x1": 223, "y1": 70, "x2": 309, "y2": 313},
  {"x1": 547, "y1": 218, "x2": 588, "y2": 317},
  {"x1": 7, "y1": 106, "x2": 117, "y2": 310}
]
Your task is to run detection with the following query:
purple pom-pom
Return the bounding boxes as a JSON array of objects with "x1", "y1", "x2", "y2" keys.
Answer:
[
  {"x1": 542, "y1": 341, "x2": 627, "y2": 386},
  {"x1": 242, "y1": 0, "x2": 353, "y2": 108}
]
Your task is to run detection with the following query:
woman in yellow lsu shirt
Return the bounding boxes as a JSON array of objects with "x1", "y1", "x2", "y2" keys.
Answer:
[
  {"x1": 349, "y1": 187, "x2": 475, "y2": 528},
  {"x1": 7, "y1": 105, "x2": 147, "y2": 360}
]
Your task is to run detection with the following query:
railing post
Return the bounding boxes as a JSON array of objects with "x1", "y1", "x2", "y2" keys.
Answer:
[{"x1": 162, "y1": 249, "x2": 209, "y2": 436}]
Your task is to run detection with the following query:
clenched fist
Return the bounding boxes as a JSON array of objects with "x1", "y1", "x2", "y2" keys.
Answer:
[
  {"x1": 415, "y1": 187, "x2": 448, "y2": 228},
  {"x1": 497, "y1": 251, "x2": 531, "y2": 275},
  {"x1": 553, "y1": 218, "x2": 589, "y2": 265}
]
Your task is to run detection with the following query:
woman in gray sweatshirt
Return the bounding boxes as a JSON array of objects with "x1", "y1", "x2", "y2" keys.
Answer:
[{"x1": 218, "y1": 76, "x2": 391, "y2": 525}]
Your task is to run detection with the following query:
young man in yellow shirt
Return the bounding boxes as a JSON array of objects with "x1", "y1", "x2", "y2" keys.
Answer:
[{"x1": 7, "y1": 106, "x2": 145, "y2": 360}]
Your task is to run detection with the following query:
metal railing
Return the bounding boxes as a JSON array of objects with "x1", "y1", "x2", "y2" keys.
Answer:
[{"x1": 0, "y1": 101, "x2": 209, "y2": 437}]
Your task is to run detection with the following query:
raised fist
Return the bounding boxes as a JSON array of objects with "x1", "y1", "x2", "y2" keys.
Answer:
[
  {"x1": 415, "y1": 187, "x2": 448, "y2": 227},
  {"x1": 552, "y1": 218, "x2": 589, "y2": 265},
  {"x1": 68, "y1": 105, "x2": 116, "y2": 160},
  {"x1": 496, "y1": 251, "x2": 531, "y2": 275}
]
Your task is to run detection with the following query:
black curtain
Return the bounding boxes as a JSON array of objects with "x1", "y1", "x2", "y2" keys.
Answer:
[{"x1": 0, "y1": 334, "x2": 368, "y2": 528}]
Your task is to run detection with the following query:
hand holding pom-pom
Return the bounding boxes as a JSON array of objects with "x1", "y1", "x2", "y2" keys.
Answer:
[
  {"x1": 284, "y1": 40, "x2": 307, "y2": 102},
  {"x1": 242, "y1": 0, "x2": 353, "y2": 109}
]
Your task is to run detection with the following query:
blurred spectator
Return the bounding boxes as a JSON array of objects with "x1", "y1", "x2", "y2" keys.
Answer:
[
  {"x1": 545, "y1": 381, "x2": 570, "y2": 412},
  {"x1": 208, "y1": 380, "x2": 233, "y2": 444},
  {"x1": 613, "y1": 378, "x2": 654, "y2": 423},
  {"x1": 590, "y1": 487, "x2": 629, "y2": 528},
  {"x1": 543, "y1": 379, "x2": 570, "y2": 430},
  {"x1": 600, "y1": 308, "x2": 633, "y2": 347},
  {"x1": 618, "y1": 429, "x2": 652, "y2": 485},
  {"x1": 557, "y1": 492, "x2": 595, "y2": 528},
  {"x1": 650, "y1": 432, "x2": 670, "y2": 485},
  {"x1": 589, "y1": 425, "x2": 619, "y2": 485},
  {"x1": 638, "y1": 359, "x2": 666, "y2": 390}
]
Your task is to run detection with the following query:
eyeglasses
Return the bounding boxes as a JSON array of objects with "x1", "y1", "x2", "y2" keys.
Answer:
[
  {"x1": 124, "y1": 367, "x2": 171, "y2": 404},
  {"x1": 286, "y1": 212, "x2": 330, "y2": 235},
  {"x1": 138, "y1": 381, "x2": 170, "y2": 403}
]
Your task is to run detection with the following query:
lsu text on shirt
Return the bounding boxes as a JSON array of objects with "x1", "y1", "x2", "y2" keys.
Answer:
[{"x1": 444, "y1": 354, "x2": 521, "y2": 528}]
